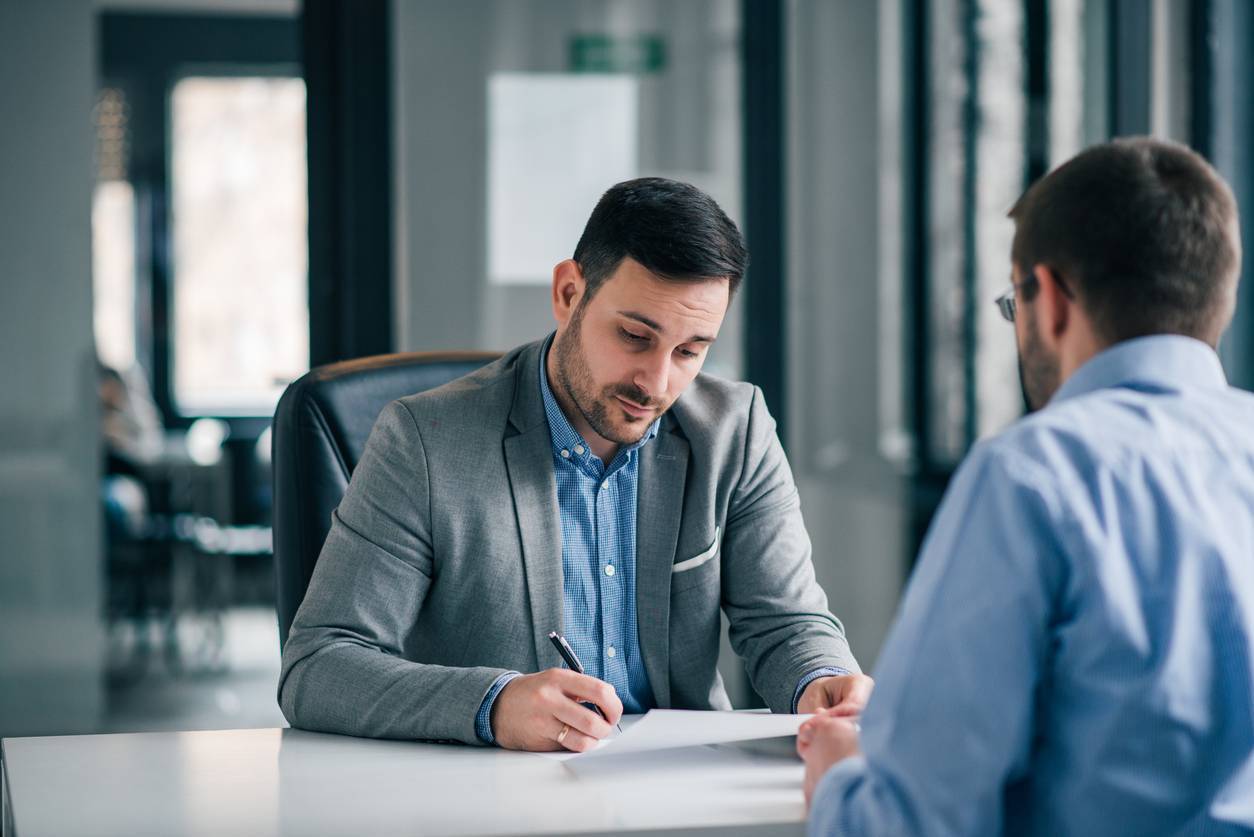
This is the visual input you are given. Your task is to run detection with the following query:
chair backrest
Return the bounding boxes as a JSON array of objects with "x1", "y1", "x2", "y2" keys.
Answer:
[{"x1": 271, "y1": 351, "x2": 500, "y2": 647}]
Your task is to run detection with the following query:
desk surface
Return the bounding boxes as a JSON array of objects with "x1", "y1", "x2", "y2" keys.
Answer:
[{"x1": 2, "y1": 725, "x2": 806, "y2": 836}]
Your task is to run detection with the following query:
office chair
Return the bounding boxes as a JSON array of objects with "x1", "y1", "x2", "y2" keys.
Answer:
[{"x1": 271, "y1": 350, "x2": 500, "y2": 648}]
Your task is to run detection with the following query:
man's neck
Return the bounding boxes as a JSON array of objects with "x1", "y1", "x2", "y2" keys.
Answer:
[{"x1": 1057, "y1": 323, "x2": 1106, "y2": 385}]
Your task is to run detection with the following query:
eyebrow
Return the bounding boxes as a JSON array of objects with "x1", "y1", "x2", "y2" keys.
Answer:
[{"x1": 618, "y1": 310, "x2": 716, "y2": 344}]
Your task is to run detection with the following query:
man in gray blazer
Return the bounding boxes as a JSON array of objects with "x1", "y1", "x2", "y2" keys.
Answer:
[{"x1": 279, "y1": 178, "x2": 871, "y2": 751}]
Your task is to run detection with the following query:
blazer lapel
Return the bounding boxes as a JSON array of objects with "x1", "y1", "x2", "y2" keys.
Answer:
[
  {"x1": 635, "y1": 422, "x2": 689, "y2": 708},
  {"x1": 503, "y1": 340, "x2": 563, "y2": 671}
]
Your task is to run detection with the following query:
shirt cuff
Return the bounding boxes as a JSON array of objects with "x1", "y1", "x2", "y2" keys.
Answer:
[
  {"x1": 807, "y1": 754, "x2": 870, "y2": 837},
  {"x1": 474, "y1": 671, "x2": 522, "y2": 745},
  {"x1": 792, "y1": 667, "x2": 851, "y2": 714}
]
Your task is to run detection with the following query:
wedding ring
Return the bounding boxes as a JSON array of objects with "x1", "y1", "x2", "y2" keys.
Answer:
[{"x1": 557, "y1": 724, "x2": 570, "y2": 744}]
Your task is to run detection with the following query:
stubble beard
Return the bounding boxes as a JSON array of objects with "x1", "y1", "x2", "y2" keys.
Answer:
[
  {"x1": 1018, "y1": 316, "x2": 1061, "y2": 413},
  {"x1": 553, "y1": 305, "x2": 665, "y2": 447}
]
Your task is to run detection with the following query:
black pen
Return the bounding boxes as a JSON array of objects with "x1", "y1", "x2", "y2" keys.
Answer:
[{"x1": 547, "y1": 630, "x2": 623, "y2": 733}]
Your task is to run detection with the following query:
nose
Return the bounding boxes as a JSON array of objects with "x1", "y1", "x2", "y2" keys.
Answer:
[{"x1": 633, "y1": 348, "x2": 670, "y2": 400}]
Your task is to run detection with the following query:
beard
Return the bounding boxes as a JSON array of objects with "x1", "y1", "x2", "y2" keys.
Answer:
[
  {"x1": 1017, "y1": 315, "x2": 1061, "y2": 413},
  {"x1": 553, "y1": 305, "x2": 668, "y2": 447}
]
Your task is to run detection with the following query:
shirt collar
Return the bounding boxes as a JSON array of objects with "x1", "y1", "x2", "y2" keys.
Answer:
[
  {"x1": 1050, "y1": 334, "x2": 1229, "y2": 406},
  {"x1": 538, "y1": 333, "x2": 660, "y2": 463}
]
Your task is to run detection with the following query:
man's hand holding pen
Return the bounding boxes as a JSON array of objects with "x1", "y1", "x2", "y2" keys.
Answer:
[{"x1": 490, "y1": 668, "x2": 624, "y2": 752}]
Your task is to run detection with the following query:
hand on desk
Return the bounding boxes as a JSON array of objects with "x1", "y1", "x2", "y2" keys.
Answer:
[
  {"x1": 797, "y1": 709, "x2": 862, "y2": 809},
  {"x1": 796, "y1": 673, "x2": 874, "y2": 716},
  {"x1": 490, "y1": 668, "x2": 624, "y2": 752}
]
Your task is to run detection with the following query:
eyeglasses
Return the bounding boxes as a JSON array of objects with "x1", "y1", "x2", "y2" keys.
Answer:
[
  {"x1": 993, "y1": 271, "x2": 1073, "y2": 323},
  {"x1": 994, "y1": 285, "x2": 1019, "y2": 323}
]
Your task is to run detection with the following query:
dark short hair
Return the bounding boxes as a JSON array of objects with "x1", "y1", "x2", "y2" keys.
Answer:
[
  {"x1": 573, "y1": 177, "x2": 748, "y2": 298},
  {"x1": 1009, "y1": 137, "x2": 1241, "y2": 346}
]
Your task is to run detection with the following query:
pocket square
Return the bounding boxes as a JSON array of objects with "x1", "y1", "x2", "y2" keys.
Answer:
[{"x1": 672, "y1": 527, "x2": 721, "y2": 573}]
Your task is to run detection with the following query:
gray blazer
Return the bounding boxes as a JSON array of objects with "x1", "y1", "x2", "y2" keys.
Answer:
[{"x1": 279, "y1": 339, "x2": 858, "y2": 744}]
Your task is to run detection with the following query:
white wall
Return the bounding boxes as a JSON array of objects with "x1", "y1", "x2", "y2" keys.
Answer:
[
  {"x1": 391, "y1": 0, "x2": 745, "y2": 380},
  {"x1": 0, "y1": 0, "x2": 104, "y2": 737},
  {"x1": 788, "y1": 0, "x2": 910, "y2": 670}
]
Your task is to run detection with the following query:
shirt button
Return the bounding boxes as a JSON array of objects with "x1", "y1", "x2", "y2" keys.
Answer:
[
  {"x1": 604, "y1": 564, "x2": 615, "y2": 577},
  {"x1": 607, "y1": 646, "x2": 617, "y2": 658},
  {"x1": 574, "y1": 445, "x2": 585, "y2": 455},
  {"x1": 600, "y1": 482, "x2": 608, "y2": 491},
  {"x1": 560, "y1": 449, "x2": 570, "y2": 458}
]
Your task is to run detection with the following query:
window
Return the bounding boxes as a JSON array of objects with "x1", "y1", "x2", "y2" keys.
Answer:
[
  {"x1": 93, "y1": 88, "x2": 137, "y2": 372},
  {"x1": 170, "y1": 76, "x2": 308, "y2": 415}
]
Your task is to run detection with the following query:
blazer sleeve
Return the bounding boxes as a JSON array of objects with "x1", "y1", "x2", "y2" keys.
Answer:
[
  {"x1": 720, "y1": 386, "x2": 861, "y2": 712},
  {"x1": 277, "y1": 400, "x2": 511, "y2": 744}
]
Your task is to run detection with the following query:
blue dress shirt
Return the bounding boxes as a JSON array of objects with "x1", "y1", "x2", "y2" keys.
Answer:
[
  {"x1": 474, "y1": 342, "x2": 659, "y2": 742},
  {"x1": 534, "y1": 345, "x2": 660, "y2": 715},
  {"x1": 810, "y1": 336, "x2": 1254, "y2": 836}
]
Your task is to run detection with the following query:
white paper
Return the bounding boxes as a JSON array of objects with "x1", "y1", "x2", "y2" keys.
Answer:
[{"x1": 537, "y1": 709, "x2": 809, "y2": 762}]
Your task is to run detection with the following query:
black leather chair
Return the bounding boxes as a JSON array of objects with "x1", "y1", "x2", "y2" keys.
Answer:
[{"x1": 271, "y1": 351, "x2": 500, "y2": 648}]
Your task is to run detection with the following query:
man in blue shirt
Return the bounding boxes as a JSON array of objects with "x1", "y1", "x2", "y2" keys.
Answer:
[{"x1": 800, "y1": 138, "x2": 1254, "y2": 834}]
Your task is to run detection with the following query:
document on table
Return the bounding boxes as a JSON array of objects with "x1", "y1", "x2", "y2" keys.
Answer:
[{"x1": 538, "y1": 709, "x2": 810, "y2": 761}]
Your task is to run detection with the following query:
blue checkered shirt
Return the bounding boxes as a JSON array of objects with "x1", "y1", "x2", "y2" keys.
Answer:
[
  {"x1": 473, "y1": 347, "x2": 657, "y2": 742},
  {"x1": 474, "y1": 341, "x2": 843, "y2": 743}
]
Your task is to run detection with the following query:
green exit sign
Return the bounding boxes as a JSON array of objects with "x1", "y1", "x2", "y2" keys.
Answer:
[{"x1": 570, "y1": 34, "x2": 667, "y2": 74}]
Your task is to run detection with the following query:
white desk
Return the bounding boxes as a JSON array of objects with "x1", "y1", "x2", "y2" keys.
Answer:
[{"x1": 1, "y1": 726, "x2": 807, "y2": 836}]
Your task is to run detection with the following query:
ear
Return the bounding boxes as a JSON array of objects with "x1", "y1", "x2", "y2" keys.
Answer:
[
  {"x1": 1033, "y1": 264, "x2": 1071, "y2": 342},
  {"x1": 551, "y1": 259, "x2": 586, "y2": 329}
]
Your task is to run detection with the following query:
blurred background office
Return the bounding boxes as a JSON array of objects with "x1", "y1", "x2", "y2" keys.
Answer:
[{"x1": 1, "y1": 0, "x2": 1251, "y2": 740}]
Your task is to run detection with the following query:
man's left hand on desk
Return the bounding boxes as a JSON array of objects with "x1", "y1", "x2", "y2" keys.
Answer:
[
  {"x1": 797, "y1": 710, "x2": 863, "y2": 808},
  {"x1": 796, "y1": 673, "x2": 874, "y2": 716}
]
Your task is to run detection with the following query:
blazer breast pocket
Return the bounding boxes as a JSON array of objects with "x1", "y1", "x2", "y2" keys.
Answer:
[{"x1": 671, "y1": 527, "x2": 721, "y2": 593}]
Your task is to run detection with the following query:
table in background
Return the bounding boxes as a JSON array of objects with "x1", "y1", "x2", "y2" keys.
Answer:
[{"x1": 1, "y1": 726, "x2": 807, "y2": 836}]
